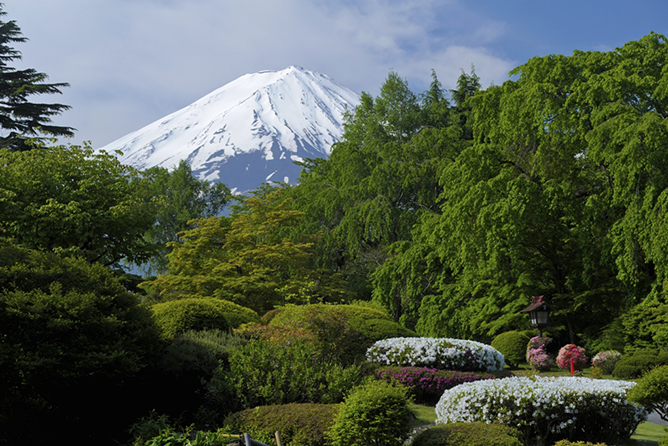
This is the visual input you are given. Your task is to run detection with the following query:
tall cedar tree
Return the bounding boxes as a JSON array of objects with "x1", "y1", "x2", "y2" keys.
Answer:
[{"x1": 0, "y1": 4, "x2": 74, "y2": 150}]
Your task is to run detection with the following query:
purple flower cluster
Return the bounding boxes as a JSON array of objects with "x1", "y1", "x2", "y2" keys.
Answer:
[
  {"x1": 376, "y1": 366, "x2": 495, "y2": 404},
  {"x1": 527, "y1": 336, "x2": 555, "y2": 372}
]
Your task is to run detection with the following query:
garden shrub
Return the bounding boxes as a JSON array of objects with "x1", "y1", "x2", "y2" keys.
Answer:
[
  {"x1": 491, "y1": 331, "x2": 530, "y2": 367},
  {"x1": 264, "y1": 303, "x2": 416, "y2": 364},
  {"x1": 627, "y1": 365, "x2": 668, "y2": 423},
  {"x1": 612, "y1": 349, "x2": 668, "y2": 379},
  {"x1": 151, "y1": 298, "x2": 250, "y2": 340},
  {"x1": 207, "y1": 340, "x2": 362, "y2": 411},
  {"x1": 376, "y1": 366, "x2": 496, "y2": 405},
  {"x1": 526, "y1": 336, "x2": 554, "y2": 372},
  {"x1": 551, "y1": 442, "x2": 608, "y2": 446},
  {"x1": 435, "y1": 376, "x2": 646, "y2": 446},
  {"x1": 410, "y1": 422, "x2": 522, "y2": 446},
  {"x1": 556, "y1": 344, "x2": 588, "y2": 371},
  {"x1": 223, "y1": 404, "x2": 339, "y2": 446},
  {"x1": 326, "y1": 380, "x2": 412, "y2": 446},
  {"x1": 367, "y1": 337, "x2": 505, "y2": 372},
  {"x1": 591, "y1": 351, "x2": 622, "y2": 375}
]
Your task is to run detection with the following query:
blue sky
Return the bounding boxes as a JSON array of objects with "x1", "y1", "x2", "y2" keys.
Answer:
[{"x1": 5, "y1": 0, "x2": 668, "y2": 147}]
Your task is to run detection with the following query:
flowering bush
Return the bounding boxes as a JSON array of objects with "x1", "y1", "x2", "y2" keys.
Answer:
[
  {"x1": 591, "y1": 350, "x2": 622, "y2": 375},
  {"x1": 366, "y1": 337, "x2": 505, "y2": 372},
  {"x1": 556, "y1": 344, "x2": 588, "y2": 371},
  {"x1": 526, "y1": 336, "x2": 554, "y2": 372},
  {"x1": 435, "y1": 376, "x2": 647, "y2": 446},
  {"x1": 376, "y1": 366, "x2": 496, "y2": 404}
]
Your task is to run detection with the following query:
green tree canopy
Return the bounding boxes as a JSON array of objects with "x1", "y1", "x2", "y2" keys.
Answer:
[
  {"x1": 0, "y1": 142, "x2": 162, "y2": 266},
  {"x1": 293, "y1": 70, "x2": 472, "y2": 302},
  {"x1": 383, "y1": 33, "x2": 668, "y2": 345},
  {"x1": 142, "y1": 187, "x2": 344, "y2": 314},
  {"x1": 141, "y1": 160, "x2": 231, "y2": 274},
  {"x1": 0, "y1": 5, "x2": 74, "y2": 150}
]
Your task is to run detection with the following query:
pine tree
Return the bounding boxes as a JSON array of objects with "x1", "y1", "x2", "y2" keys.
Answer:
[{"x1": 0, "y1": 4, "x2": 74, "y2": 150}]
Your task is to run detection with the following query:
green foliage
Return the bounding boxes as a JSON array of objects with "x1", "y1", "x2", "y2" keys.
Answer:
[
  {"x1": 326, "y1": 380, "x2": 412, "y2": 446},
  {"x1": 293, "y1": 70, "x2": 468, "y2": 303},
  {"x1": 150, "y1": 298, "x2": 241, "y2": 341},
  {"x1": 551, "y1": 442, "x2": 608, "y2": 446},
  {"x1": 223, "y1": 404, "x2": 339, "y2": 446},
  {"x1": 141, "y1": 160, "x2": 231, "y2": 274},
  {"x1": 411, "y1": 422, "x2": 522, "y2": 446},
  {"x1": 0, "y1": 244, "x2": 161, "y2": 445},
  {"x1": 207, "y1": 340, "x2": 363, "y2": 411},
  {"x1": 143, "y1": 188, "x2": 343, "y2": 314},
  {"x1": 612, "y1": 349, "x2": 668, "y2": 379},
  {"x1": 491, "y1": 331, "x2": 531, "y2": 367},
  {"x1": 628, "y1": 365, "x2": 668, "y2": 422},
  {"x1": 159, "y1": 329, "x2": 247, "y2": 377},
  {"x1": 0, "y1": 6, "x2": 74, "y2": 150},
  {"x1": 620, "y1": 301, "x2": 668, "y2": 351},
  {"x1": 266, "y1": 303, "x2": 415, "y2": 364},
  {"x1": 393, "y1": 33, "x2": 668, "y2": 343},
  {"x1": 0, "y1": 143, "x2": 161, "y2": 266}
]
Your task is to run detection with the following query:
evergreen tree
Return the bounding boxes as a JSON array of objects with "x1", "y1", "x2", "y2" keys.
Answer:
[{"x1": 0, "y1": 4, "x2": 74, "y2": 150}]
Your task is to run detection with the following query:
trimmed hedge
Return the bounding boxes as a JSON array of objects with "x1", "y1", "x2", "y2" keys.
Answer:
[
  {"x1": 261, "y1": 304, "x2": 416, "y2": 364},
  {"x1": 491, "y1": 331, "x2": 530, "y2": 367},
  {"x1": 410, "y1": 423, "x2": 522, "y2": 446},
  {"x1": 151, "y1": 298, "x2": 259, "y2": 340},
  {"x1": 223, "y1": 403, "x2": 339, "y2": 446},
  {"x1": 376, "y1": 366, "x2": 497, "y2": 405},
  {"x1": 612, "y1": 349, "x2": 668, "y2": 379},
  {"x1": 326, "y1": 380, "x2": 412, "y2": 446}
]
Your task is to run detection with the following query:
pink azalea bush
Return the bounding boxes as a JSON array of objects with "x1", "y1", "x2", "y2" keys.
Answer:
[
  {"x1": 591, "y1": 350, "x2": 622, "y2": 374},
  {"x1": 526, "y1": 336, "x2": 554, "y2": 372},
  {"x1": 557, "y1": 344, "x2": 588, "y2": 371}
]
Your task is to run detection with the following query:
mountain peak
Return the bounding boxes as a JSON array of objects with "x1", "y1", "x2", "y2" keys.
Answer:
[{"x1": 102, "y1": 67, "x2": 360, "y2": 193}]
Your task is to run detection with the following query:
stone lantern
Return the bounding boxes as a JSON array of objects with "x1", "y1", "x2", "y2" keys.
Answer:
[{"x1": 519, "y1": 295, "x2": 551, "y2": 337}]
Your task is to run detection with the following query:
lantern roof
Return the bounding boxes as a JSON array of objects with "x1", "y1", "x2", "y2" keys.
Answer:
[{"x1": 519, "y1": 295, "x2": 552, "y2": 313}]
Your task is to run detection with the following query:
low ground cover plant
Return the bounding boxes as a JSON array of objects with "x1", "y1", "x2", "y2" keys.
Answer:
[
  {"x1": 435, "y1": 376, "x2": 646, "y2": 446},
  {"x1": 367, "y1": 337, "x2": 505, "y2": 372},
  {"x1": 376, "y1": 366, "x2": 496, "y2": 405},
  {"x1": 223, "y1": 403, "x2": 339, "y2": 446},
  {"x1": 410, "y1": 422, "x2": 523, "y2": 446}
]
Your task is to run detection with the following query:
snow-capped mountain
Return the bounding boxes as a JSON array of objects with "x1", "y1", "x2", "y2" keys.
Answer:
[{"x1": 102, "y1": 66, "x2": 360, "y2": 193}]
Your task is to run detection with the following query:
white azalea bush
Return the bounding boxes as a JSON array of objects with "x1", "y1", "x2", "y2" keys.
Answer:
[
  {"x1": 366, "y1": 337, "x2": 505, "y2": 372},
  {"x1": 435, "y1": 376, "x2": 647, "y2": 446}
]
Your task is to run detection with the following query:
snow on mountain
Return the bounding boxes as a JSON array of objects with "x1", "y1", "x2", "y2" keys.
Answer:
[{"x1": 101, "y1": 66, "x2": 360, "y2": 193}]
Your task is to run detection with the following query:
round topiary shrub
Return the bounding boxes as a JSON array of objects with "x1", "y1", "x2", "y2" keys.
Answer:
[
  {"x1": 367, "y1": 337, "x2": 505, "y2": 372},
  {"x1": 151, "y1": 298, "x2": 233, "y2": 340},
  {"x1": 591, "y1": 350, "x2": 622, "y2": 375},
  {"x1": 326, "y1": 380, "x2": 412, "y2": 446},
  {"x1": 435, "y1": 376, "x2": 646, "y2": 446},
  {"x1": 556, "y1": 344, "x2": 588, "y2": 371},
  {"x1": 410, "y1": 422, "x2": 522, "y2": 446},
  {"x1": 627, "y1": 365, "x2": 668, "y2": 423},
  {"x1": 491, "y1": 331, "x2": 530, "y2": 368},
  {"x1": 223, "y1": 403, "x2": 340, "y2": 446}
]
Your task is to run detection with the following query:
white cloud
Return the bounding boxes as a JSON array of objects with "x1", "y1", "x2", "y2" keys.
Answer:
[{"x1": 3, "y1": 0, "x2": 516, "y2": 146}]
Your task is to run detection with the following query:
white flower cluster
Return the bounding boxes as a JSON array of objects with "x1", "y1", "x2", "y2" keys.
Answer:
[
  {"x1": 435, "y1": 376, "x2": 647, "y2": 443},
  {"x1": 366, "y1": 337, "x2": 505, "y2": 372}
]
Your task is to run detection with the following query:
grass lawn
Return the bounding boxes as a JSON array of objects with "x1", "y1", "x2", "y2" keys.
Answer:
[{"x1": 408, "y1": 404, "x2": 668, "y2": 445}]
